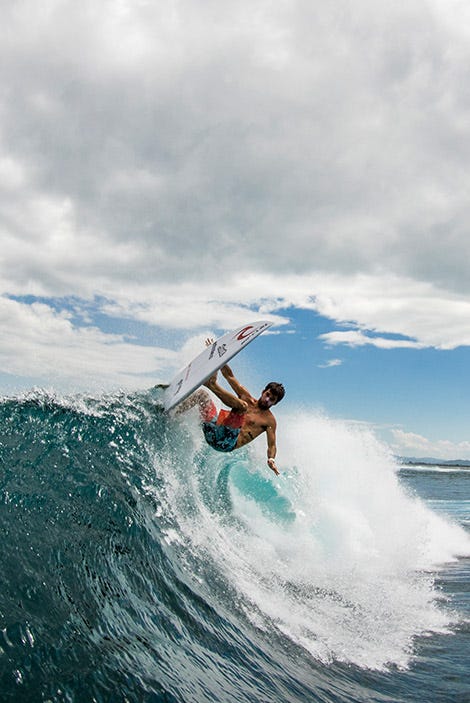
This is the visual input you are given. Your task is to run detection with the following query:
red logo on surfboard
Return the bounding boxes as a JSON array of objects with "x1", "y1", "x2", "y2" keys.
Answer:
[{"x1": 237, "y1": 326, "x2": 254, "y2": 340}]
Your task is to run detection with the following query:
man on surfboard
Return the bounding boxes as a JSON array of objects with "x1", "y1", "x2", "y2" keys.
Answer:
[{"x1": 177, "y1": 351, "x2": 284, "y2": 475}]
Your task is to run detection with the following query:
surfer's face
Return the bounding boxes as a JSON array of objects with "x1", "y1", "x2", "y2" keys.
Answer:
[{"x1": 258, "y1": 389, "x2": 277, "y2": 409}]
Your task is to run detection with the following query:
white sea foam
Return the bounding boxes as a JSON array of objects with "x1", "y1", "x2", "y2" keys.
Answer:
[{"x1": 160, "y1": 410, "x2": 470, "y2": 670}]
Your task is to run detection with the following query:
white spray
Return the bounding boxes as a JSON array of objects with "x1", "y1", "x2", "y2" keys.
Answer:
[{"x1": 158, "y1": 409, "x2": 470, "y2": 670}]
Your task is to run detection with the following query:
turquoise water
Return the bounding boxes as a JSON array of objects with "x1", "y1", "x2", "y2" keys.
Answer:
[{"x1": 0, "y1": 388, "x2": 469, "y2": 702}]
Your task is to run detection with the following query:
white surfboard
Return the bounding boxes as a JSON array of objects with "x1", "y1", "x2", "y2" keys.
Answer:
[{"x1": 163, "y1": 320, "x2": 273, "y2": 411}]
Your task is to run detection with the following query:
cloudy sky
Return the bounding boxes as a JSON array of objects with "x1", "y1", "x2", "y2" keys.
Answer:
[{"x1": 1, "y1": 0, "x2": 470, "y2": 459}]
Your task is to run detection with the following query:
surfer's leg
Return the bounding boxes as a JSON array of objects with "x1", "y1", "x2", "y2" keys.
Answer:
[
  {"x1": 174, "y1": 389, "x2": 215, "y2": 419},
  {"x1": 204, "y1": 374, "x2": 247, "y2": 413}
]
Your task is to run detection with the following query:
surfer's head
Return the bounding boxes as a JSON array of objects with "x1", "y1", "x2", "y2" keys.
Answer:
[{"x1": 258, "y1": 382, "x2": 285, "y2": 409}]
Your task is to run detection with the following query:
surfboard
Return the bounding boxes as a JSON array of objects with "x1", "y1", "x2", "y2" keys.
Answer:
[{"x1": 163, "y1": 320, "x2": 273, "y2": 411}]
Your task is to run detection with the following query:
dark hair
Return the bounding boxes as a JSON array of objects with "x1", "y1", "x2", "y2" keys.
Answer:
[{"x1": 263, "y1": 382, "x2": 285, "y2": 404}]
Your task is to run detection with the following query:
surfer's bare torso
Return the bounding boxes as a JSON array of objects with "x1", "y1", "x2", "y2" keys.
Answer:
[{"x1": 229, "y1": 392, "x2": 276, "y2": 450}]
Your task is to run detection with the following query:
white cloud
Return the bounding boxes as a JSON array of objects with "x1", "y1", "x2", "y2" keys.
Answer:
[
  {"x1": 318, "y1": 358, "x2": 343, "y2": 368},
  {"x1": 309, "y1": 273, "x2": 470, "y2": 350},
  {"x1": 1, "y1": 1, "x2": 470, "y2": 288},
  {"x1": 0, "y1": 297, "x2": 175, "y2": 391},
  {"x1": 61, "y1": 272, "x2": 470, "y2": 351},
  {"x1": 319, "y1": 331, "x2": 423, "y2": 350},
  {"x1": 1, "y1": 0, "x2": 470, "y2": 387},
  {"x1": 391, "y1": 428, "x2": 470, "y2": 461}
]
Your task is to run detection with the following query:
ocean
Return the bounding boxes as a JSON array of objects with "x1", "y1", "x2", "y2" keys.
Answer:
[{"x1": 1, "y1": 387, "x2": 469, "y2": 702}]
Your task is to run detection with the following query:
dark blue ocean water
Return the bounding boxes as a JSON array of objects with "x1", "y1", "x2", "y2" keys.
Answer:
[{"x1": 0, "y1": 389, "x2": 469, "y2": 702}]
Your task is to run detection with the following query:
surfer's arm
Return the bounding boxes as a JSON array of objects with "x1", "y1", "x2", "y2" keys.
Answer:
[
  {"x1": 220, "y1": 364, "x2": 251, "y2": 400},
  {"x1": 266, "y1": 424, "x2": 279, "y2": 475}
]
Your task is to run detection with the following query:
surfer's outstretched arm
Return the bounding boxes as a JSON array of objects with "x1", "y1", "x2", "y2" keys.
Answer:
[{"x1": 266, "y1": 424, "x2": 279, "y2": 475}]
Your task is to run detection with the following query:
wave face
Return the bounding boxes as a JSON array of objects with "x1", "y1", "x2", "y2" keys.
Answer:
[{"x1": 1, "y1": 388, "x2": 469, "y2": 702}]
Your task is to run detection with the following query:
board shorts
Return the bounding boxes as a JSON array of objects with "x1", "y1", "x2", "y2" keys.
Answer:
[{"x1": 201, "y1": 401, "x2": 245, "y2": 453}]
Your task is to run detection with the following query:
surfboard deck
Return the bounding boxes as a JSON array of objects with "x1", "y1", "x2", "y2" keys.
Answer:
[{"x1": 163, "y1": 321, "x2": 272, "y2": 411}]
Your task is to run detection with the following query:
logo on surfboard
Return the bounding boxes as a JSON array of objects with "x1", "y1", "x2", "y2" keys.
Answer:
[{"x1": 236, "y1": 325, "x2": 255, "y2": 340}]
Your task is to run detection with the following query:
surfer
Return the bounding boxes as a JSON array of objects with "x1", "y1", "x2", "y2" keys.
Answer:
[{"x1": 177, "y1": 355, "x2": 284, "y2": 475}]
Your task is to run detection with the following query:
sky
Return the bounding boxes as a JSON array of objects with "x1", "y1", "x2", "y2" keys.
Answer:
[{"x1": 1, "y1": 0, "x2": 470, "y2": 460}]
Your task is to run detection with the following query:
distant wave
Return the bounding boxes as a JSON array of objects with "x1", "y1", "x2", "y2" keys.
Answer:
[{"x1": 400, "y1": 463, "x2": 470, "y2": 473}]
